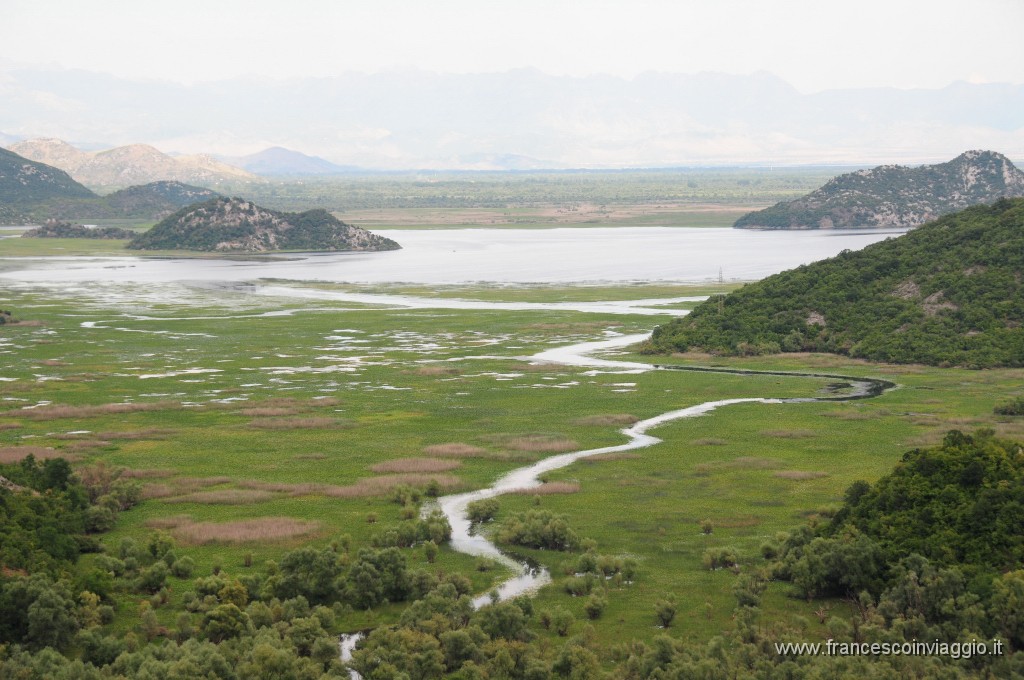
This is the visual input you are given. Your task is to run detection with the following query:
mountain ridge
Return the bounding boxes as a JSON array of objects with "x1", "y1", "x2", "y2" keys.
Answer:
[
  {"x1": 8, "y1": 139, "x2": 258, "y2": 189},
  {"x1": 734, "y1": 150, "x2": 1024, "y2": 229}
]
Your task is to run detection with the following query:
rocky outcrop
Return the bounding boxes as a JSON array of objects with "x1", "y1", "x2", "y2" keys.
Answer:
[
  {"x1": 128, "y1": 197, "x2": 401, "y2": 252},
  {"x1": 735, "y1": 150, "x2": 1024, "y2": 229}
]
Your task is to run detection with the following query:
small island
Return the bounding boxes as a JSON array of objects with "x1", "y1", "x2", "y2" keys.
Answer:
[
  {"x1": 22, "y1": 221, "x2": 136, "y2": 240},
  {"x1": 127, "y1": 197, "x2": 400, "y2": 252}
]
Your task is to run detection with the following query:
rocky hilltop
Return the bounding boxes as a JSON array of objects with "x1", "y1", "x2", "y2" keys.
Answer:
[
  {"x1": 735, "y1": 150, "x2": 1024, "y2": 229},
  {"x1": 8, "y1": 139, "x2": 257, "y2": 189},
  {"x1": 128, "y1": 197, "x2": 401, "y2": 253},
  {"x1": 0, "y1": 147, "x2": 96, "y2": 223},
  {"x1": 652, "y1": 198, "x2": 1024, "y2": 367}
]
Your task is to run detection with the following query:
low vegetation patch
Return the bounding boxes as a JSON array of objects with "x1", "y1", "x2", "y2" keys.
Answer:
[
  {"x1": 235, "y1": 406, "x2": 301, "y2": 417},
  {"x1": 583, "y1": 451, "x2": 640, "y2": 462},
  {"x1": 995, "y1": 396, "x2": 1024, "y2": 415},
  {"x1": 170, "y1": 517, "x2": 320, "y2": 544},
  {"x1": 0, "y1": 446, "x2": 70, "y2": 463},
  {"x1": 773, "y1": 470, "x2": 829, "y2": 480},
  {"x1": 760, "y1": 428, "x2": 816, "y2": 438},
  {"x1": 514, "y1": 481, "x2": 581, "y2": 495},
  {"x1": 164, "y1": 489, "x2": 278, "y2": 504},
  {"x1": 423, "y1": 442, "x2": 488, "y2": 458},
  {"x1": 324, "y1": 474, "x2": 462, "y2": 498},
  {"x1": 247, "y1": 416, "x2": 350, "y2": 430},
  {"x1": 11, "y1": 401, "x2": 178, "y2": 420},
  {"x1": 572, "y1": 413, "x2": 640, "y2": 426},
  {"x1": 497, "y1": 434, "x2": 579, "y2": 453},
  {"x1": 368, "y1": 458, "x2": 461, "y2": 473}
]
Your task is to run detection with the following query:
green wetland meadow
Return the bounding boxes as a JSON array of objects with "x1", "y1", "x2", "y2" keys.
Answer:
[{"x1": 3, "y1": 268, "x2": 1024, "y2": 676}]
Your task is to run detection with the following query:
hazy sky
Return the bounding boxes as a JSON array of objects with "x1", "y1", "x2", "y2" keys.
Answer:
[{"x1": 2, "y1": 0, "x2": 1023, "y2": 92}]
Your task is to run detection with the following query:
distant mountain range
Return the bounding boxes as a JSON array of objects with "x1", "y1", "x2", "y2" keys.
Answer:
[
  {"x1": 219, "y1": 147, "x2": 361, "y2": 176},
  {"x1": 0, "y1": 146, "x2": 225, "y2": 223},
  {"x1": 651, "y1": 198, "x2": 1024, "y2": 367},
  {"x1": 734, "y1": 150, "x2": 1024, "y2": 229},
  {"x1": 128, "y1": 197, "x2": 401, "y2": 252},
  {"x1": 2, "y1": 68, "x2": 1023, "y2": 168},
  {"x1": 7, "y1": 138, "x2": 258, "y2": 189}
]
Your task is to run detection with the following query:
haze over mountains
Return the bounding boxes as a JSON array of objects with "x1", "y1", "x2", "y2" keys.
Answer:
[
  {"x1": 8, "y1": 138, "x2": 257, "y2": 189},
  {"x1": 219, "y1": 147, "x2": 360, "y2": 176},
  {"x1": 1, "y1": 68, "x2": 1022, "y2": 169}
]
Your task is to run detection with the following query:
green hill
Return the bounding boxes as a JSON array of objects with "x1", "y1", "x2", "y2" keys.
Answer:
[
  {"x1": 32, "y1": 181, "x2": 220, "y2": 221},
  {"x1": 734, "y1": 150, "x2": 1024, "y2": 229},
  {"x1": 650, "y1": 198, "x2": 1024, "y2": 367},
  {"x1": 128, "y1": 197, "x2": 401, "y2": 252},
  {"x1": 0, "y1": 147, "x2": 96, "y2": 222}
]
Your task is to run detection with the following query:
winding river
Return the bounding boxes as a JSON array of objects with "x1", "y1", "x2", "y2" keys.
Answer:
[{"x1": 342, "y1": 326, "x2": 895, "y2": 671}]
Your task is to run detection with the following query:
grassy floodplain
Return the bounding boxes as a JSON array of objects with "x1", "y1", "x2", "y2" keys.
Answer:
[{"x1": 2, "y1": 278, "x2": 1022, "y2": 665}]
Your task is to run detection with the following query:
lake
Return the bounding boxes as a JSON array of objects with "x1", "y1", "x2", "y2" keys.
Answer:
[{"x1": 0, "y1": 226, "x2": 905, "y2": 286}]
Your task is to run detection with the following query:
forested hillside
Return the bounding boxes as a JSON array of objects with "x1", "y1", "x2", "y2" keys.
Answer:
[{"x1": 651, "y1": 198, "x2": 1024, "y2": 367}]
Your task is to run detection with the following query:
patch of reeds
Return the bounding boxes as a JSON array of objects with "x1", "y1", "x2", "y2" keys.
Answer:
[
  {"x1": 774, "y1": 471, "x2": 829, "y2": 480},
  {"x1": 0, "y1": 446, "x2": 74, "y2": 463},
  {"x1": 141, "y1": 484, "x2": 174, "y2": 500},
  {"x1": 423, "y1": 443, "x2": 488, "y2": 458},
  {"x1": 171, "y1": 518, "x2": 319, "y2": 544},
  {"x1": 760, "y1": 429, "x2": 816, "y2": 439},
  {"x1": 15, "y1": 401, "x2": 179, "y2": 421},
  {"x1": 498, "y1": 434, "x2": 579, "y2": 453},
  {"x1": 369, "y1": 458, "x2": 461, "y2": 474},
  {"x1": 573, "y1": 414, "x2": 639, "y2": 426},
  {"x1": 61, "y1": 440, "x2": 112, "y2": 452},
  {"x1": 165, "y1": 489, "x2": 277, "y2": 504},
  {"x1": 235, "y1": 407, "x2": 300, "y2": 417},
  {"x1": 247, "y1": 417, "x2": 350, "y2": 430},
  {"x1": 323, "y1": 474, "x2": 463, "y2": 498},
  {"x1": 583, "y1": 452, "x2": 640, "y2": 462}
]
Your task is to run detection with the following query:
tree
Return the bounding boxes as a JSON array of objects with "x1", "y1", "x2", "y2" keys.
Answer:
[
  {"x1": 655, "y1": 597, "x2": 677, "y2": 628},
  {"x1": 274, "y1": 546, "x2": 344, "y2": 605},
  {"x1": 201, "y1": 603, "x2": 252, "y2": 643}
]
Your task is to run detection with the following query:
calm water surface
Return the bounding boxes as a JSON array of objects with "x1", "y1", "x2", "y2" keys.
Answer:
[{"x1": 0, "y1": 227, "x2": 905, "y2": 285}]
